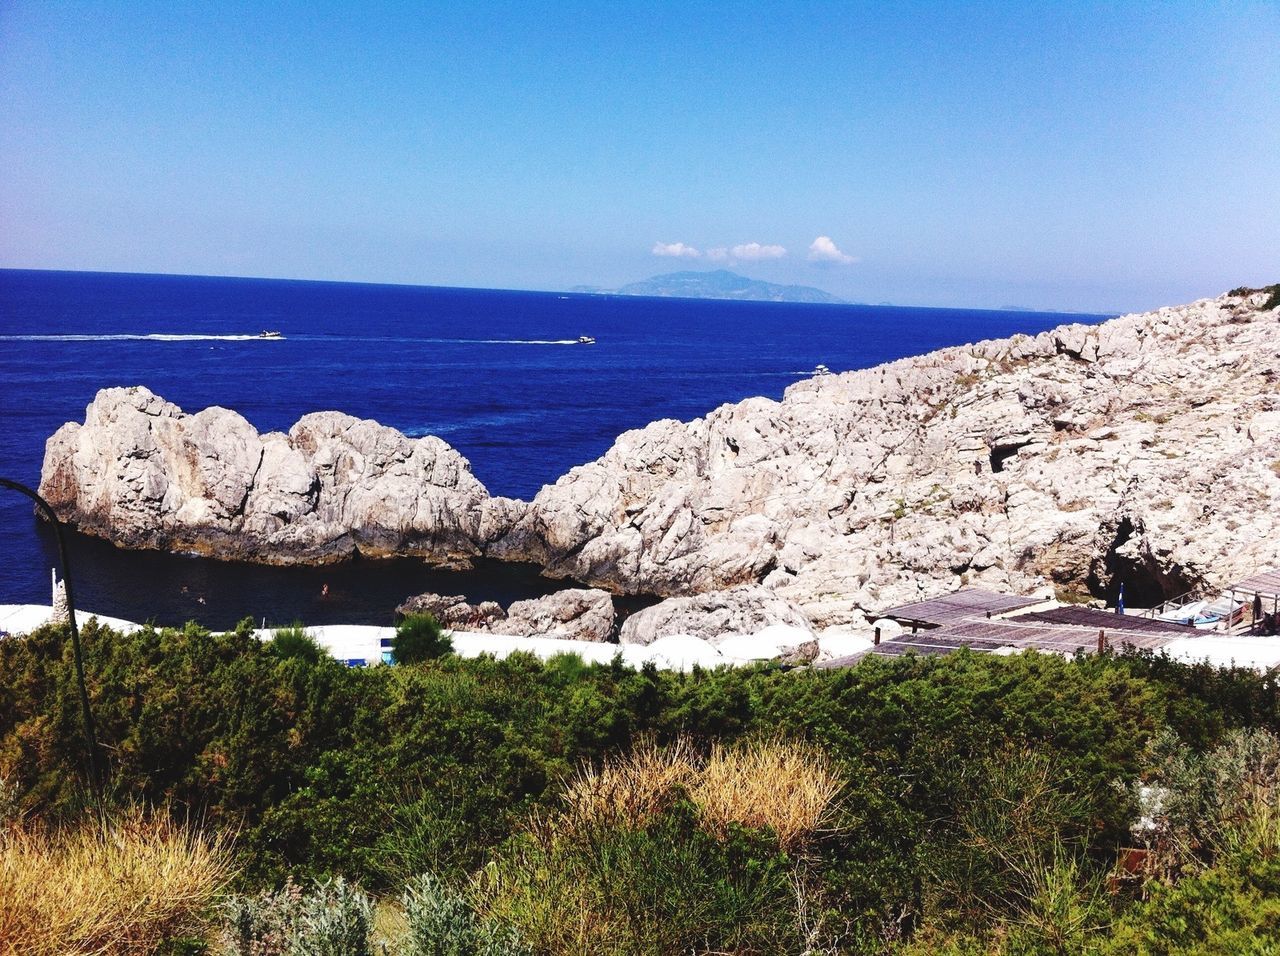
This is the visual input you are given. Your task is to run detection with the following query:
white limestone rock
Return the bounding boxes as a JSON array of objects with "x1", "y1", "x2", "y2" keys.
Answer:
[
  {"x1": 619, "y1": 585, "x2": 816, "y2": 647},
  {"x1": 40, "y1": 387, "x2": 520, "y2": 565},
  {"x1": 394, "y1": 593, "x2": 507, "y2": 630},
  {"x1": 495, "y1": 588, "x2": 616, "y2": 642},
  {"x1": 500, "y1": 288, "x2": 1280, "y2": 623}
]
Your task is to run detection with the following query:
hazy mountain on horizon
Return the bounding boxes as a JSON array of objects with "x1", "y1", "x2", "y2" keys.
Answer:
[{"x1": 571, "y1": 269, "x2": 846, "y2": 304}]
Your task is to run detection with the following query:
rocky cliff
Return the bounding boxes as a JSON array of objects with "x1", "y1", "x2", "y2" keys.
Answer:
[
  {"x1": 39, "y1": 388, "x2": 523, "y2": 565},
  {"x1": 492, "y1": 287, "x2": 1280, "y2": 624},
  {"x1": 40, "y1": 288, "x2": 1280, "y2": 625}
]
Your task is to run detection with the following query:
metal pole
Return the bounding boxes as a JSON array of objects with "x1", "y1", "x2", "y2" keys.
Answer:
[{"x1": 0, "y1": 477, "x2": 103, "y2": 806}]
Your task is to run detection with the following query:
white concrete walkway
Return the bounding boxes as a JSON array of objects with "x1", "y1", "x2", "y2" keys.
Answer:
[
  {"x1": 0, "y1": 604, "x2": 144, "y2": 636},
  {"x1": 1, "y1": 604, "x2": 870, "y2": 673},
  {"x1": 16, "y1": 602, "x2": 1280, "y2": 674}
]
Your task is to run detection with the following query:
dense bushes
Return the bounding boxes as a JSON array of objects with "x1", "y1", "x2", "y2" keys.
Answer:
[
  {"x1": 913, "y1": 726, "x2": 1280, "y2": 954},
  {"x1": 1, "y1": 618, "x2": 1279, "y2": 952}
]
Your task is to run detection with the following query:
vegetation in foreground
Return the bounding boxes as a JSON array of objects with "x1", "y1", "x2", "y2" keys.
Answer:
[
  {"x1": 1, "y1": 616, "x2": 1279, "y2": 953},
  {"x1": 0, "y1": 807, "x2": 232, "y2": 956}
]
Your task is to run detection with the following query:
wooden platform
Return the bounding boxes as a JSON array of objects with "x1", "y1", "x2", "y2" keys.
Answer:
[
  {"x1": 877, "y1": 588, "x2": 1044, "y2": 628},
  {"x1": 817, "y1": 592, "x2": 1197, "y2": 669},
  {"x1": 1017, "y1": 606, "x2": 1195, "y2": 636}
]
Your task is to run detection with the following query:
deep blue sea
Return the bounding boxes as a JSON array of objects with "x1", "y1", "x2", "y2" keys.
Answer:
[{"x1": 0, "y1": 269, "x2": 1108, "y2": 627}]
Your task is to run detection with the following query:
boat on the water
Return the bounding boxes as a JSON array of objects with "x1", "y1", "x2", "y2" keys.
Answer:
[
  {"x1": 811, "y1": 364, "x2": 830, "y2": 376},
  {"x1": 258, "y1": 330, "x2": 283, "y2": 339},
  {"x1": 577, "y1": 335, "x2": 596, "y2": 345}
]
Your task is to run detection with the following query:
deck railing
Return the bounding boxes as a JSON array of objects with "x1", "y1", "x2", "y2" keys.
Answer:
[{"x1": 1142, "y1": 590, "x2": 1206, "y2": 620}]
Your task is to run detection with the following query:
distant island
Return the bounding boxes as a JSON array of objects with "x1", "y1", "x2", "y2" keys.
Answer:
[{"x1": 571, "y1": 269, "x2": 846, "y2": 304}]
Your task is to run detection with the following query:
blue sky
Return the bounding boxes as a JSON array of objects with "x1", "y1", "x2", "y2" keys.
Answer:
[{"x1": 1, "y1": 2, "x2": 1277, "y2": 312}]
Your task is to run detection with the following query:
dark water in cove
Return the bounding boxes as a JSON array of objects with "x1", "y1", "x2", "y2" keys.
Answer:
[{"x1": 0, "y1": 269, "x2": 1108, "y2": 627}]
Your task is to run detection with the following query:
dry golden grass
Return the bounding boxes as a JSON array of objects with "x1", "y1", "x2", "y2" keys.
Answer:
[
  {"x1": 559, "y1": 735, "x2": 698, "y2": 831},
  {"x1": 0, "y1": 809, "x2": 234, "y2": 956},
  {"x1": 691, "y1": 736, "x2": 843, "y2": 852},
  {"x1": 481, "y1": 737, "x2": 845, "y2": 953},
  {"x1": 559, "y1": 735, "x2": 841, "y2": 852}
]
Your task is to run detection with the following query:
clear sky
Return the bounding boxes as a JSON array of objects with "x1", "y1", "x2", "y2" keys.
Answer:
[{"x1": 1, "y1": 1, "x2": 1277, "y2": 312}]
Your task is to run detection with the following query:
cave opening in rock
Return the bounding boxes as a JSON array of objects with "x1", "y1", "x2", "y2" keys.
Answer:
[
  {"x1": 1087, "y1": 516, "x2": 1193, "y2": 607},
  {"x1": 988, "y1": 441, "x2": 1030, "y2": 474}
]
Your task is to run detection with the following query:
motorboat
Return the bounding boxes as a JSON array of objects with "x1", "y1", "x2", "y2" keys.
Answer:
[
  {"x1": 258, "y1": 330, "x2": 283, "y2": 339},
  {"x1": 812, "y1": 364, "x2": 831, "y2": 376},
  {"x1": 577, "y1": 335, "x2": 596, "y2": 345},
  {"x1": 1157, "y1": 600, "x2": 1206, "y2": 626},
  {"x1": 1194, "y1": 595, "x2": 1247, "y2": 630}
]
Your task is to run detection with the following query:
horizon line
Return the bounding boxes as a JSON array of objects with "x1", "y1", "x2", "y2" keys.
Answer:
[{"x1": 0, "y1": 265, "x2": 1124, "y2": 317}]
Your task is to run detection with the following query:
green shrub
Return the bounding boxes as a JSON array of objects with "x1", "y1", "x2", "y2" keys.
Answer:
[
  {"x1": 224, "y1": 882, "x2": 303, "y2": 955},
  {"x1": 912, "y1": 747, "x2": 1104, "y2": 947},
  {"x1": 11, "y1": 619, "x2": 1280, "y2": 948},
  {"x1": 1127, "y1": 726, "x2": 1280, "y2": 874},
  {"x1": 290, "y1": 877, "x2": 373, "y2": 956},
  {"x1": 393, "y1": 614, "x2": 454, "y2": 664},
  {"x1": 401, "y1": 872, "x2": 529, "y2": 956},
  {"x1": 1100, "y1": 849, "x2": 1280, "y2": 954},
  {"x1": 482, "y1": 803, "x2": 800, "y2": 955},
  {"x1": 223, "y1": 878, "x2": 373, "y2": 956},
  {"x1": 269, "y1": 622, "x2": 324, "y2": 664}
]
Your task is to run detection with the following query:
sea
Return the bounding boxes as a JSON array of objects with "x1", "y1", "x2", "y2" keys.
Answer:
[{"x1": 0, "y1": 269, "x2": 1110, "y2": 628}]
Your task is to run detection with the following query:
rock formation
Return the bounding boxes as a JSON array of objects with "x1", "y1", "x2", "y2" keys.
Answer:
[
  {"x1": 39, "y1": 387, "x2": 523, "y2": 565},
  {"x1": 618, "y1": 585, "x2": 813, "y2": 647},
  {"x1": 41, "y1": 288, "x2": 1280, "y2": 630},
  {"x1": 501, "y1": 588, "x2": 616, "y2": 642},
  {"x1": 495, "y1": 288, "x2": 1280, "y2": 625},
  {"x1": 395, "y1": 593, "x2": 506, "y2": 630},
  {"x1": 395, "y1": 588, "x2": 616, "y2": 642}
]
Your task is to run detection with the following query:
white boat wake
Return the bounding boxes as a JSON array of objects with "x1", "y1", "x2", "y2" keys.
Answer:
[
  {"x1": 0, "y1": 333, "x2": 281, "y2": 342},
  {"x1": 0, "y1": 334, "x2": 586, "y2": 345},
  {"x1": 475, "y1": 338, "x2": 581, "y2": 345}
]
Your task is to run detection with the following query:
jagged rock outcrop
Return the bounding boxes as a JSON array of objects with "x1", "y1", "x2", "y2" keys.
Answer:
[
  {"x1": 495, "y1": 288, "x2": 1280, "y2": 624},
  {"x1": 500, "y1": 588, "x2": 616, "y2": 641},
  {"x1": 394, "y1": 587, "x2": 616, "y2": 641},
  {"x1": 41, "y1": 289, "x2": 1280, "y2": 629},
  {"x1": 395, "y1": 593, "x2": 506, "y2": 630},
  {"x1": 619, "y1": 585, "x2": 815, "y2": 647},
  {"x1": 40, "y1": 387, "x2": 523, "y2": 565}
]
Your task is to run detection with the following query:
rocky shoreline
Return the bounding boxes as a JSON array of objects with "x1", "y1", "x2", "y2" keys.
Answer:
[{"x1": 40, "y1": 287, "x2": 1280, "y2": 632}]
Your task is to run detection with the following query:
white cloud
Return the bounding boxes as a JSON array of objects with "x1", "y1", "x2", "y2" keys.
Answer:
[
  {"x1": 808, "y1": 236, "x2": 857, "y2": 264},
  {"x1": 731, "y1": 242, "x2": 787, "y2": 260},
  {"x1": 652, "y1": 240, "x2": 792, "y2": 262},
  {"x1": 652, "y1": 241, "x2": 701, "y2": 258}
]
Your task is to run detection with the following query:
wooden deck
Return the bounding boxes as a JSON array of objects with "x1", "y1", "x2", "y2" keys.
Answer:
[
  {"x1": 817, "y1": 592, "x2": 1196, "y2": 669},
  {"x1": 878, "y1": 588, "x2": 1044, "y2": 628},
  {"x1": 1017, "y1": 606, "x2": 1195, "y2": 635}
]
